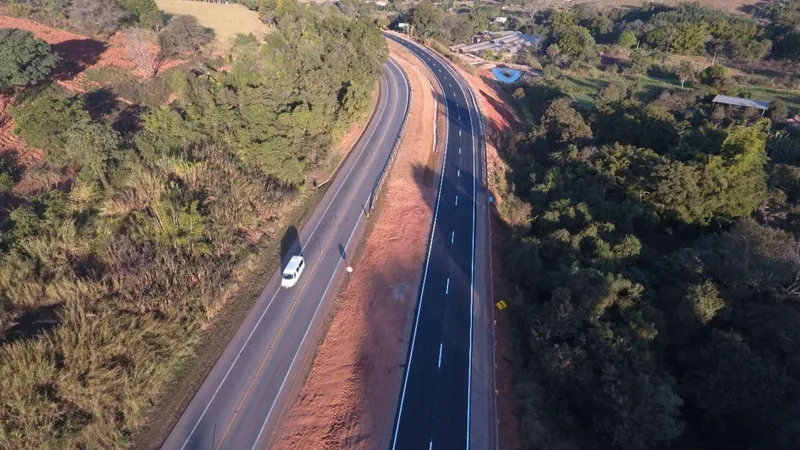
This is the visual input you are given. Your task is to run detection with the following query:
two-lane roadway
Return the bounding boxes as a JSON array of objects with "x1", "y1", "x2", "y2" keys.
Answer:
[
  {"x1": 160, "y1": 59, "x2": 410, "y2": 450},
  {"x1": 387, "y1": 33, "x2": 495, "y2": 450}
]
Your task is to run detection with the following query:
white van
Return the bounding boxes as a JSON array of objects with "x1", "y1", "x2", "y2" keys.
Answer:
[{"x1": 281, "y1": 255, "x2": 305, "y2": 288}]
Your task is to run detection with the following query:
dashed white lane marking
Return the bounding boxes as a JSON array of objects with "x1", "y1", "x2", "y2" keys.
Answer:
[
  {"x1": 455, "y1": 195, "x2": 458, "y2": 206},
  {"x1": 451, "y1": 231, "x2": 454, "y2": 244},
  {"x1": 438, "y1": 343, "x2": 443, "y2": 368},
  {"x1": 459, "y1": 130, "x2": 461, "y2": 137},
  {"x1": 457, "y1": 169, "x2": 460, "y2": 177},
  {"x1": 459, "y1": 148, "x2": 461, "y2": 154},
  {"x1": 446, "y1": 278, "x2": 450, "y2": 295}
]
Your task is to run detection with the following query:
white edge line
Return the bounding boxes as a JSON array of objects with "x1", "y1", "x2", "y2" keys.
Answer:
[
  {"x1": 391, "y1": 35, "x2": 451, "y2": 450},
  {"x1": 177, "y1": 61, "x2": 395, "y2": 450},
  {"x1": 250, "y1": 59, "x2": 410, "y2": 450}
]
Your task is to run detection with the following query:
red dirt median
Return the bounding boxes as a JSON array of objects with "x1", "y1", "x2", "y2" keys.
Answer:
[{"x1": 273, "y1": 42, "x2": 444, "y2": 450}]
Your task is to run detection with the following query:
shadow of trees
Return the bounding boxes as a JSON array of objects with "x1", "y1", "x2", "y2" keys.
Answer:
[{"x1": 51, "y1": 39, "x2": 108, "y2": 81}]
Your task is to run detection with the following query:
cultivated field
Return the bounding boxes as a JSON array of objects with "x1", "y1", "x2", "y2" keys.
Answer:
[{"x1": 155, "y1": 0, "x2": 269, "y2": 52}]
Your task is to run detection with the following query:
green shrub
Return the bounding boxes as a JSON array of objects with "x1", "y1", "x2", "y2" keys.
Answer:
[{"x1": 10, "y1": 88, "x2": 89, "y2": 150}]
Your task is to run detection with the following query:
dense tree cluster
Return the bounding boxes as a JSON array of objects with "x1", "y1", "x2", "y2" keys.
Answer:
[
  {"x1": 500, "y1": 66, "x2": 800, "y2": 450},
  {"x1": 0, "y1": 29, "x2": 59, "y2": 92},
  {"x1": 519, "y1": 1, "x2": 796, "y2": 63},
  {"x1": 0, "y1": 5, "x2": 385, "y2": 447}
]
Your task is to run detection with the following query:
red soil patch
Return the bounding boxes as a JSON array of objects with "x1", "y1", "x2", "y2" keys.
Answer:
[{"x1": 274, "y1": 40, "x2": 442, "y2": 450}]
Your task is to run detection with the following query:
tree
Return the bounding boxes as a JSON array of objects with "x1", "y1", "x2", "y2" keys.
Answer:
[
  {"x1": 68, "y1": 0, "x2": 129, "y2": 36},
  {"x1": 63, "y1": 122, "x2": 120, "y2": 189},
  {"x1": 541, "y1": 98, "x2": 593, "y2": 144},
  {"x1": 158, "y1": 15, "x2": 215, "y2": 57},
  {"x1": 699, "y1": 64, "x2": 730, "y2": 87},
  {"x1": 675, "y1": 60, "x2": 697, "y2": 87},
  {"x1": 117, "y1": 0, "x2": 164, "y2": 30},
  {"x1": 124, "y1": 27, "x2": 159, "y2": 78},
  {"x1": 442, "y1": 13, "x2": 472, "y2": 44},
  {"x1": 0, "y1": 29, "x2": 60, "y2": 92},
  {"x1": 767, "y1": 100, "x2": 789, "y2": 124},
  {"x1": 409, "y1": 1, "x2": 444, "y2": 39},
  {"x1": 545, "y1": 43, "x2": 561, "y2": 60},
  {"x1": 554, "y1": 25, "x2": 595, "y2": 58},
  {"x1": 617, "y1": 30, "x2": 637, "y2": 49},
  {"x1": 10, "y1": 89, "x2": 89, "y2": 150},
  {"x1": 627, "y1": 50, "x2": 652, "y2": 75}
]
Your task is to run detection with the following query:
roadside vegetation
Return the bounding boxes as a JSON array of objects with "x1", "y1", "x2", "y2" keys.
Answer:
[
  {"x1": 395, "y1": 0, "x2": 800, "y2": 449},
  {"x1": 0, "y1": 0, "x2": 385, "y2": 447}
]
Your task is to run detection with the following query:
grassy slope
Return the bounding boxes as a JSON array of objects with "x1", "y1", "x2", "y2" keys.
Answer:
[{"x1": 155, "y1": 0, "x2": 269, "y2": 52}]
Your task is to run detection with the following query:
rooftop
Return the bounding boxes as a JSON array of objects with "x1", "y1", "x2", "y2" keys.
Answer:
[{"x1": 712, "y1": 95, "x2": 770, "y2": 110}]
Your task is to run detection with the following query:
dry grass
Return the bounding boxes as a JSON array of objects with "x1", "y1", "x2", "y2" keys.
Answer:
[{"x1": 155, "y1": 0, "x2": 269, "y2": 52}]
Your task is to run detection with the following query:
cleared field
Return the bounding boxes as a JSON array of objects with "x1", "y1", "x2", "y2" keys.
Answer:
[{"x1": 156, "y1": 0, "x2": 268, "y2": 52}]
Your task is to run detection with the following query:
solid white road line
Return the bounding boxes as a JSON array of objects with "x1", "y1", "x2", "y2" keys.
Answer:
[
  {"x1": 446, "y1": 278, "x2": 450, "y2": 295},
  {"x1": 438, "y1": 343, "x2": 443, "y2": 368},
  {"x1": 177, "y1": 64, "x2": 395, "y2": 450}
]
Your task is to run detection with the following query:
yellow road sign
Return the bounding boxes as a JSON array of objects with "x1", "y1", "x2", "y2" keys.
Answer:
[{"x1": 495, "y1": 300, "x2": 508, "y2": 310}]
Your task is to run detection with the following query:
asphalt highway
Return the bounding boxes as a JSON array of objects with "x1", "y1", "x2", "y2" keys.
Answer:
[
  {"x1": 386, "y1": 34, "x2": 494, "y2": 450},
  {"x1": 160, "y1": 59, "x2": 410, "y2": 450}
]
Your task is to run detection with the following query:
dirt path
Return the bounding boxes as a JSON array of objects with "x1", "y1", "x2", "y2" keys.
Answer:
[{"x1": 273, "y1": 42, "x2": 444, "y2": 450}]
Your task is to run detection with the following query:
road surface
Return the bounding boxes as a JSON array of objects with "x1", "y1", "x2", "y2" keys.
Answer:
[
  {"x1": 160, "y1": 59, "x2": 410, "y2": 450},
  {"x1": 386, "y1": 34, "x2": 496, "y2": 450}
]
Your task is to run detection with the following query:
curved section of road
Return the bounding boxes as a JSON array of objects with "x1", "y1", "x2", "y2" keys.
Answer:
[
  {"x1": 160, "y1": 59, "x2": 410, "y2": 450},
  {"x1": 386, "y1": 33, "x2": 496, "y2": 450}
]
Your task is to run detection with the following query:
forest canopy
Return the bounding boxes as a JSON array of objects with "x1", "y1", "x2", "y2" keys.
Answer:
[{"x1": 499, "y1": 59, "x2": 800, "y2": 450}]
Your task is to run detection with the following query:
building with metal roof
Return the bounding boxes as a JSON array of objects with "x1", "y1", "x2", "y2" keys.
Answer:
[
  {"x1": 712, "y1": 95, "x2": 770, "y2": 111},
  {"x1": 452, "y1": 31, "x2": 542, "y2": 56}
]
